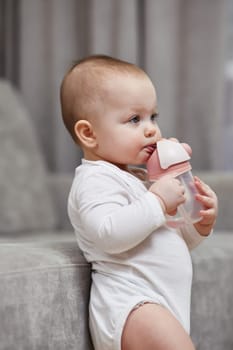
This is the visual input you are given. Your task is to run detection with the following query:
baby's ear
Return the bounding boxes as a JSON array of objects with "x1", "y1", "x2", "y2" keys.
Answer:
[{"x1": 74, "y1": 120, "x2": 97, "y2": 148}]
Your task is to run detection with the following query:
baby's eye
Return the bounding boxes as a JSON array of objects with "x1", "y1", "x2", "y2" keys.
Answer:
[
  {"x1": 129, "y1": 115, "x2": 140, "y2": 124},
  {"x1": 151, "y1": 113, "x2": 159, "y2": 122}
]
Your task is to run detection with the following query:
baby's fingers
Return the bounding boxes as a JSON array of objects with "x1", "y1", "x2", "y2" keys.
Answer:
[
  {"x1": 194, "y1": 176, "x2": 212, "y2": 196},
  {"x1": 196, "y1": 193, "x2": 216, "y2": 209},
  {"x1": 200, "y1": 207, "x2": 217, "y2": 225},
  {"x1": 195, "y1": 177, "x2": 218, "y2": 203}
]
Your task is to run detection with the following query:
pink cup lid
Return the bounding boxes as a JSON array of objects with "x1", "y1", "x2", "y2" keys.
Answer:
[{"x1": 147, "y1": 139, "x2": 192, "y2": 180}]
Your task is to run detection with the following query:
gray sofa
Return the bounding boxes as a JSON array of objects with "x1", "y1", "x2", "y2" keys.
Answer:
[{"x1": 0, "y1": 80, "x2": 233, "y2": 350}]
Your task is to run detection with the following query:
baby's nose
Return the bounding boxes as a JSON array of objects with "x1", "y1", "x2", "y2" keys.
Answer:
[{"x1": 145, "y1": 124, "x2": 156, "y2": 137}]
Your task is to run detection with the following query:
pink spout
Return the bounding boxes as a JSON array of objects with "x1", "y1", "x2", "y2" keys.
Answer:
[{"x1": 147, "y1": 140, "x2": 192, "y2": 180}]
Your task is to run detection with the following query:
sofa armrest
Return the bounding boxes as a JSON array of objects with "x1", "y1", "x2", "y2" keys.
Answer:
[
  {"x1": 195, "y1": 171, "x2": 233, "y2": 231},
  {"x1": 47, "y1": 173, "x2": 73, "y2": 231}
]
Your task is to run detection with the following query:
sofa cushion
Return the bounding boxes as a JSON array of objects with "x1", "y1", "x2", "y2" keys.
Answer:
[
  {"x1": 0, "y1": 80, "x2": 57, "y2": 233},
  {"x1": 0, "y1": 232, "x2": 93, "y2": 350},
  {"x1": 191, "y1": 232, "x2": 233, "y2": 350}
]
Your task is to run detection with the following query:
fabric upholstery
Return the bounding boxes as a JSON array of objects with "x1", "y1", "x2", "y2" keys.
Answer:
[
  {"x1": 191, "y1": 233, "x2": 233, "y2": 350},
  {"x1": 1, "y1": 232, "x2": 233, "y2": 350},
  {"x1": 0, "y1": 80, "x2": 57, "y2": 233},
  {"x1": 0, "y1": 233, "x2": 93, "y2": 350}
]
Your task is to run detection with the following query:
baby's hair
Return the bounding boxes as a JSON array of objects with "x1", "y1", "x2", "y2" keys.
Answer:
[{"x1": 60, "y1": 54, "x2": 146, "y2": 143}]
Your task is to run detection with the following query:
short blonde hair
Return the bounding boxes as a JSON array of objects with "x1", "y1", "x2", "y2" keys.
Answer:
[{"x1": 60, "y1": 55, "x2": 146, "y2": 143}]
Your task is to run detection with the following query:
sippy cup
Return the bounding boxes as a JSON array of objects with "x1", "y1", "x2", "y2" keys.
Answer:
[{"x1": 147, "y1": 139, "x2": 203, "y2": 228}]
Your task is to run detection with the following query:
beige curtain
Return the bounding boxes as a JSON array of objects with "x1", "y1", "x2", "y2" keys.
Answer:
[{"x1": 1, "y1": 0, "x2": 228, "y2": 172}]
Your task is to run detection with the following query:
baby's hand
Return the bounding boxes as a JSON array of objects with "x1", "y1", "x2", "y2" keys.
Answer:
[
  {"x1": 149, "y1": 176, "x2": 186, "y2": 215},
  {"x1": 194, "y1": 176, "x2": 218, "y2": 236}
]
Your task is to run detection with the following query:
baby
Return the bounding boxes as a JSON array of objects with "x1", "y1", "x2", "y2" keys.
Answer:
[{"x1": 60, "y1": 55, "x2": 218, "y2": 350}]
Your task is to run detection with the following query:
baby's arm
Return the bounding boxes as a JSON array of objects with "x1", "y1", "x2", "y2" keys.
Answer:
[
  {"x1": 76, "y1": 173, "x2": 166, "y2": 254},
  {"x1": 76, "y1": 171, "x2": 186, "y2": 255}
]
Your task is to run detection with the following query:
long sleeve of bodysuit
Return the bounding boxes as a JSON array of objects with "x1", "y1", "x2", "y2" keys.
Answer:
[{"x1": 69, "y1": 168, "x2": 166, "y2": 254}]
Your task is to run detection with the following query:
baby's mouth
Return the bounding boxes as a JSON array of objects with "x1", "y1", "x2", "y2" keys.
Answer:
[{"x1": 145, "y1": 143, "x2": 157, "y2": 155}]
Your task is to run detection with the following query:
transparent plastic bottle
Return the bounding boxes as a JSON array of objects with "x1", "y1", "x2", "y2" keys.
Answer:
[{"x1": 147, "y1": 139, "x2": 203, "y2": 228}]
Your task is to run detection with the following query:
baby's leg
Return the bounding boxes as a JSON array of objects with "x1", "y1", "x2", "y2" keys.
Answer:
[{"x1": 121, "y1": 303, "x2": 196, "y2": 350}]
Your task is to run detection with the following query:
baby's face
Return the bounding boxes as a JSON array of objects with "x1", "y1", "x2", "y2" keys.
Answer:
[{"x1": 88, "y1": 73, "x2": 162, "y2": 169}]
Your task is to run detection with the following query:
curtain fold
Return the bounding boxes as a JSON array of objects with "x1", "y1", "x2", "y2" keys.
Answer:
[
  {"x1": 144, "y1": 0, "x2": 180, "y2": 138},
  {"x1": 0, "y1": 0, "x2": 20, "y2": 85},
  {"x1": 177, "y1": 0, "x2": 227, "y2": 170},
  {"x1": 1, "y1": 0, "x2": 228, "y2": 172}
]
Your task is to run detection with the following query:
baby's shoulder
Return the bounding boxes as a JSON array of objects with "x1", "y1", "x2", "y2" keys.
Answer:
[{"x1": 74, "y1": 161, "x2": 126, "y2": 187}]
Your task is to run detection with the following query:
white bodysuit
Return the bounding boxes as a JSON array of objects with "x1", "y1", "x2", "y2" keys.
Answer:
[{"x1": 68, "y1": 160, "x2": 204, "y2": 350}]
